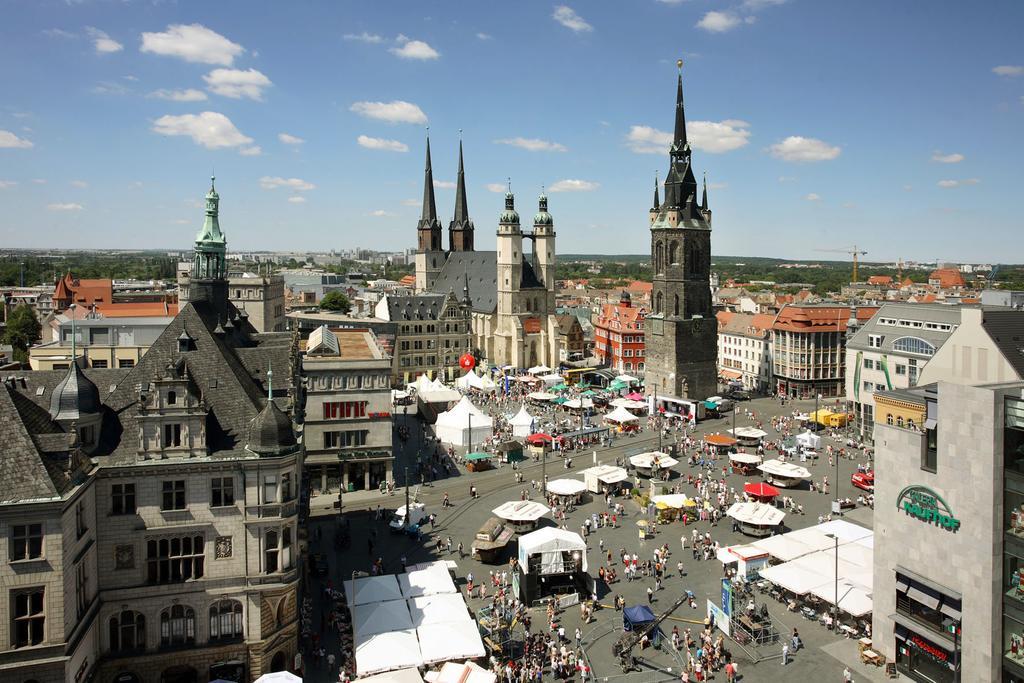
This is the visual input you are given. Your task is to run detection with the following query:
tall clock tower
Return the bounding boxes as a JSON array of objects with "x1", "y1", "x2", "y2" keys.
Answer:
[{"x1": 644, "y1": 62, "x2": 718, "y2": 402}]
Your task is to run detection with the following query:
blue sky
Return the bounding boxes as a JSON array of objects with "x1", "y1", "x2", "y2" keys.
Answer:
[{"x1": 0, "y1": 0, "x2": 1021, "y2": 261}]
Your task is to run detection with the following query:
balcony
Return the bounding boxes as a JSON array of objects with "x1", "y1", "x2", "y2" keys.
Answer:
[{"x1": 244, "y1": 499, "x2": 297, "y2": 520}]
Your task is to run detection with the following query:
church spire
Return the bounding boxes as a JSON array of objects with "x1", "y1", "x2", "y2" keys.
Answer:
[
  {"x1": 672, "y1": 59, "x2": 688, "y2": 152},
  {"x1": 449, "y1": 134, "x2": 474, "y2": 251},
  {"x1": 701, "y1": 172, "x2": 708, "y2": 211},
  {"x1": 653, "y1": 172, "x2": 660, "y2": 211},
  {"x1": 417, "y1": 133, "x2": 443, "y2": 251}
]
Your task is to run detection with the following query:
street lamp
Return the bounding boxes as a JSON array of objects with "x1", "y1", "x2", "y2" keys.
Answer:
[{"x1": 825, "y1": 532, "x2": 838, "y2": 632}]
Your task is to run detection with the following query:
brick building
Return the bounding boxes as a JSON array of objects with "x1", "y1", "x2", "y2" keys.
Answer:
[{"x1": 593, "y1": 291, "x2": 646, "y2": 375}]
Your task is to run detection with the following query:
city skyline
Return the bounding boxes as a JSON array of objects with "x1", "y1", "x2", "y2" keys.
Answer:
[{"x1": 0, "y1": 1, "x2": 1021, "y2": 260}]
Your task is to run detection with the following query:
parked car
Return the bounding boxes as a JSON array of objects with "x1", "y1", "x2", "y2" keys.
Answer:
[{"x1": 851, "y1": 470, "x2": 875, "y2": 492}]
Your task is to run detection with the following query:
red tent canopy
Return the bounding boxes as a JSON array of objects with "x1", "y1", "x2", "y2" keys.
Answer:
[
  {"x1": 526, "y1": 433, "x2": 554, "y2": 445},
  {"x1": 744, "y1": 482, "x2": 780, "y2": 499}
]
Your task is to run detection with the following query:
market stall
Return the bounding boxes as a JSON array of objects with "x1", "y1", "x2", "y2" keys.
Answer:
[
  {"x1": 417, "y1": 620, "x2": 487, "y2": 665},
  {"x1": 463, "y1": 452, "x2": 493, "y2": 472},
  {"x1": 424, "y1": 661, "x2": 496, "y2": 683},
  {"x1": 353, "y1": 599, "x2": 414, "y2": 637},
  {"x1": 705, "y1": 433, "x2": 739, "y2": 454},
  {"x1": 516, "y1": 527, "x2": 588, "y2": 604},
  {"x1": 729, "y1": 451, "x2": 763, "y2": 475},
  {"x1": 743, "y1": 482, "x2": 781, "y2": 503},
  {"x1": 526, "y1": 391, "x2": 556, "y2": 403},
  {"x1": 399, "y1": 563, "x2": 458, "y2": 599},
  {"x1": 564, "y1": 397, "x2": 595, "y2": 411},
  {"x1": 796, "y1": 430, "x2": 822, "y2": 450},
  {"x1": 758, "y1": 459, "x2": 812, "y2": 488},
  {"x1": 604, "y1": 405, "x2": 641, "y2": 432},
  {"x1": 455, "y1": 370, "x2": 497, "y2": 393},
  {"x1": 716, "y1": 544, "x2": 770, "y2": 580},
  {"x1": 629, "y1": 451, "x2": 679, "y2": 478},
  {"x1": 472, "y1": 517, "x2": 515, "y2": 563},
  {"x1": 494, "y1": 440, "x2": 525, "y2": 464},
  {"x1": 434, "y1": 396, "x2": 493, "y2": 448},
  {"x1": 609, "y1": 397, "x2": 647, "y2": 411},
  {"x1": 729, "y1": 426, "x2": 768, "y2": 447},
  {"x1": 355, "y1": 630, "x2": 423, "y2": 678},
  {"x1": 580, "y1": 464, "x2": 629, "y2": 494},
  {"x1": 546, "y1": 478, "x2": 587, "y2": 504},
  {"x1": 509, "y1": 406, "x2": 536, "y2": 438},
  {"x1": 346, "y1": 575, "x2": 404, "y2": 606},
  {"x1": 492, "y1": 500, "x2": 550, "y2": 533},
  {"x1": 726, "y1": 502, "x2": 786, "y2": 537}
]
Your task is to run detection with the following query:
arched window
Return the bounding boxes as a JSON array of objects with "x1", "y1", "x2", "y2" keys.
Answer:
[
  {"x1": 908, "y1": 419, "x2": 916, "y2": 430},
  {"x1": 669, "y1": 240, "x2": 679, "y2": 264},
  {"x1": 897, "y1": 416, "x2": 905, "y2": 428},
  {"x1": 159, "y1": 605, "x2": 194, "y2": 648},
  {"x1": 624, "y1": 362, "x2": 632, "y2": 371},
  {"x1": 167, "y1": 391, "x2": 176, "y2": 405},
  {"x1": 655, "y1": 242, "x2": 664, "y2": 273},
  {"x1": 655, "y1": 292, "x2": 663, "y2": 315},
  {"x1": 673, "y1": 295, "x2": 680, "y2": 317},
  {"x1": 892, "y1": 336, "x2": 936, "y2": 356},
  {"x1": 886, "y1": 414, "x2": 894, "y2": 425},
  {"x1": 209, "y1": 600, "x2": 243, "y2": 641},
  {"x1": 110, "y1": 610, "x2": 146, "y2": 653}
]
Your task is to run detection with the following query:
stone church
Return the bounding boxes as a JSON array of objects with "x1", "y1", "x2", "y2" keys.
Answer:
[
  {"x1": 644, "y1": 65, "x2": 719, "y2": 402},
  {"x1": 414, "y1": 139, "x2": 561, "y2": 370}
]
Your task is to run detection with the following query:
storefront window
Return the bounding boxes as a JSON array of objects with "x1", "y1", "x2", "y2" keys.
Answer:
[
  {"x1": 1005, "y1": 614, "x2": 1024, "y2": 671},
  {"x1": 896, "y1": 624, "x2": 955, "y2": 683},
  {"x1": 1006, "y1": 413, "x2": 1024, "y2": 476},
  {"x1": 1005, "y1": 551, "x2": 1024, "y2": 607},
  {"x1": 1007, "y1": 480, "x2": 1024, "y2": 541}
]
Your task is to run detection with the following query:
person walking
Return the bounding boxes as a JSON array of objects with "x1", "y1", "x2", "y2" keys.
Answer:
[
  {"x1": 781, "y1": 642, "x2": 789, "y2": 666},
  {"x1": 843, "y1": 666, "x2": 853, "y2": 682}
]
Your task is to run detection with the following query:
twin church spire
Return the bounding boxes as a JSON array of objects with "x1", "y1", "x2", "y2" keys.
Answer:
[{"x1": 417, "y1": 134, "x2": 474, "y2": 253}]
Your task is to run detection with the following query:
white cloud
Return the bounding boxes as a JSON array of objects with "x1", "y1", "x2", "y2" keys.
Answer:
[
  {"x1": 343, "y1": 32, "x2": 383, "y2": 43},
  {"x1": 259, "y1": 176, "x2": 316, "y2": 192},
  {"x1": 401, "y1": 198, "x2": 420, "y2": 206},
  {"x1": 369, "y1": 209, "x2": 395, "y2": 217},
  {"x1": 70, "y1": 180, "x2": 88, "y2": 188},
  {"x1": 239, "y1": 146, "x2": 262, "y2": 156},
  {"x1": 626, "y1": 121, "x2": 749, "y2": 154},
  {"x1": 553, "y1": 6, "x2": 592, "y2": 32},
  {"x1": 149, "y1": 88, "x2": 208, "y2": 102},
  {"x1": 777, "y1": 175, "x2": 796, "y2": 183},
  {"x1": 85, "y1": 27, "x2": 123, "y2": 53},
  {"x1": 350, "y1": 100, "x2": 427, "y2": 124},
  {"x1": 696, "y1": 11, "x2": 741, "y2": 33},
  {"x1": 476, "y1": 32, "x2": 492, "y2": 40},
  {"x1": 141, "y1": 24, "x2": 244, "y2": 66},
  {"x1": 287, "y1": 196, "x2": 307, "y2": 204},
  {"x1": 0, "y1": 180, "x2": 17, "y2": 189},
  {"x1": 48, "y1": 202, "x2": 84, "y2": 211},
  {"x1": 151, "y1": 111, "x2": 253, "y2": 150},
  {"x1": 278, "y1": 132, "x2": 304, "y2": 145},
  {"x1": 548, "y1": 179, "x2": 599, "y2": 192},
  {"x1": 92, "y1": 80, "x2": 129, "y2": 95},
  {"x1": 42, "y1": 28, "x2": 76, "y2": 39},
  {"x1": 0, "y1": 130, "x2": 33, "y2": 148},
  {"x1": 767, "y1": 136, "x2": 841, "y2": 162},
  {"x1": 708, "y1": 182, "x2": 728, "y2": 190},
  {"x1": 485, "y1": 183, "x2": 507, "y2": 193},
  {"x1": 993, "y1": 65, "x2": 1024, "y2": 77},
  {"x1": 494, "y1": 137, "x2": 567, "y2": 152},
  {"x1": 32, "y1": 178, "x2": 46, "y2": 184},
  {"x1": 804, "y1": 193, "x2": 821, "y2": 201},
  {"x1": 357, "y1": 135, "x2": 408, "y2": 152},
  {"x1": 390, "y1": 38, "x2": 440, "y2": 60},
  {"x1": 741, "y1": 0, "x2": 787, "y2": 9},
  {"x1": 433, "y1": 180, "x2": 456, "y2": 189},
  {"x1": 203, "y1": 68, "x2": 272, "y2": 101},
  {"x1": 931, "y1": 151, "x2": 964, "y2": 164},
  {"x1": 690, "y1": 120, "x2": 751, "y2": 152},
  {"x1": 123, "y1": 75, "x2": 139, "y2": 82},
  {"x1": 937, "y1": 178, "x2": 980, "y2": 188}
]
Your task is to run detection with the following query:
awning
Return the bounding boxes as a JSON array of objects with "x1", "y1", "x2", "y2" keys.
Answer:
[
  {"x1": 896, "y1": 566, "x2": 962, "y2": 600},
  {"x1": 719, "y1": 370, "x2": 742, "y2": 380},
  {"x1": 940, "y1": 602, "x2": 962, "y2": 620},
  {"x1": 891, "y1": 613, "x2": 957, "y2": 651},
  {"x1": 906, "y1": 586, "x2": 939, "y2": 609}
]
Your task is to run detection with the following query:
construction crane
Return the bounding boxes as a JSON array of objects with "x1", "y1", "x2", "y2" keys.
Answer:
[
  {"x1": 814, "y1": 245, "x2": 868, "y2": 283},
  {"x1": 612, "y1": 595, "x2": 687, "y2": 672}
]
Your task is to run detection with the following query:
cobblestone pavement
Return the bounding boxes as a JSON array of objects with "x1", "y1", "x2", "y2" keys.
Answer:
[{"x1": 302, "y1": 397, "x2": 885, "y2": 683}]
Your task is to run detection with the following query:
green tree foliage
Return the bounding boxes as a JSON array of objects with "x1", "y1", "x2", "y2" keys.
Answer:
[
  {"x1": 319, "y1": 290, "x2": 351, "y2": 313},
  {"x1": 0, "y1": 254, "x2": 177, "y2": 286},
  {"x1": 3, "y1": 304, "x2": 41, "y2": 362}
]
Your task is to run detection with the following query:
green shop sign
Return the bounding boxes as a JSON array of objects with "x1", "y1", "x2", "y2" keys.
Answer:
[{"x1": 896, "y1": 485, "x2": 960, "y2": 532}]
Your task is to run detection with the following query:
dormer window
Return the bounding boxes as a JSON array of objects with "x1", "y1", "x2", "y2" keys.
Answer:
[{"x1": 167, "y1": 391, "x2": 177, "y2": 406}]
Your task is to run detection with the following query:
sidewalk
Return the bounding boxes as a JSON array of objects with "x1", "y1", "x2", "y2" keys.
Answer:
[{"x1": 820, "y1": 639, "x2": 893, "y2": 682}]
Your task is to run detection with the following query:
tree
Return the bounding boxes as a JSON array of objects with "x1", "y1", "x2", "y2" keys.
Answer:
[
  {"x1": 4, "y1": 304, "x2": 41, "y2": 362},
  {"x1": 319, "y1": 290, "x2": 351, "y2": 313}
]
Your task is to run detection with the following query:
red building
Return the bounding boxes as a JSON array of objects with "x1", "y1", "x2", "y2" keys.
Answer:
[{"x1": 594, "y1": 292, "x2": 647, "y2": 374}]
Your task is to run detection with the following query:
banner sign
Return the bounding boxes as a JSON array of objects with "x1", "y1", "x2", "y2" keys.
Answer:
[{"x1": 896, "y1": 485, "x2": 960, "y2": 531}]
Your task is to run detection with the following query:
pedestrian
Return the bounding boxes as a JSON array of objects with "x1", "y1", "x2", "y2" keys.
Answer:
[
  {"x1": 327, "y1": 652, "x2": 336, "y2": 669},
  {"x1": 575, "y1": 627, "x2": 582, "y2": 647},
  {"x1": 458, "y1": 541, "x2": 465, "y2": 558},
  {"x1": 843, "y1": 665, "x2": 853, "y2": 682},
  {"x1": 781, "y1": 642, "x2": 789, "y2": 665},
  {"x1": 647, "y1": 586, "x2": 654, "y2": 604}
]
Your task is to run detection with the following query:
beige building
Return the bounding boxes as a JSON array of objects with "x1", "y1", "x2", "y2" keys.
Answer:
[
  {"x1": 179, "y1": 266, "x2": 286, "y2": 333},
  {"x1": 375, "y1": 292, "x2": 472, "y2": 384},
  {"x1": 918, "y1": 307, "x2": 1024, "y2": 386},
  {"x1": 301, "y1": 326, "x2": 393, "y2": 493},
  {"x1": 29, "y1": 313, "x2": 173, "y2": 371}
]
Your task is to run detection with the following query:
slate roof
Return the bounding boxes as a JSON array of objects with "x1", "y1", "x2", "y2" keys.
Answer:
[
  {"x1": 383, "y1": 293, "x2": 447, "y2": 321},
  {"x1": 0, "y1": 384, "x2": 62, "y2": 503},
  {"x1": 431, "y1": 251, "x2": 546, "y2": 314},
  {"x1": 846, "y1": 303, "x2": 962, "y2": 353},
  {"x1": 980, "y1": 308, "x2": 1024, "y2": 380}
]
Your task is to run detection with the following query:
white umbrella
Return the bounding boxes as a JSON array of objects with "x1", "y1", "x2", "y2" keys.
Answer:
[
  {"x1": 726, "y1": 502, "x2": 786, "y2": 527},
  {"x1": 492, "y1": 500, "x2": 550, "y2": 522},
  {"x1": 629, "y1": 452, "x2": 679, "y2": 470},
  {"x1": 254, "y1": 673, "x2": 302, "y2": 683},
  {"x1": 546, "y1": 479, "x2": 587, "y2": 496}
]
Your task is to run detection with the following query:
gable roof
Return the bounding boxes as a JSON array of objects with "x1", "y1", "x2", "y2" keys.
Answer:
[
  {"x1": 0, "y1": 384, "x2": 62, "y2": 503},
  {"x1": 979, "y1": 308, "x2": 1024, "y2": 380}
]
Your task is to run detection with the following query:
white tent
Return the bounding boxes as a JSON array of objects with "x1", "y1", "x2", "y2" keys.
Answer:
[
  {"x1": 254, "y1": 674, "x2": 302, "y2": 683},
  {"x1": 346, "y1": 575, "x2": 403, "y2": 606},
  {"x1": 528, "y1": 365, "x2": 552, "y2": 375},
  {"x1": 518, "y1": 527, "x2": 588, "y2": 574},
  {"x1": 434, "y1": 396, "x2": 494, "y2": 446},
  {"x1": 652, "y1": 494, "x2": 691, "y2": 509},
  {"x1": 581, "y1": 464, "x2": 629, "y2": 493},
  {"x1": 417, "y1": 620, "x2": 487, "y2": 665},
  {"x1": 796, "y1": 431, "x2": 822, "y2": 449},
  {"x1": 546, "y1": 478, "x2": 587, "y2": 497},
  {"x1": 456, "y1": 371, "x2": 497, "y2": 393},
  {"x1": 527, "y1": 391, "x2": 556, "y2": 402},
  {"x1": 492, "y1": 500, "x2": 550, "y2": 522},
  {"x1": 539, "y1": 373, "x2": 563, "y2": 387},
  {"x1": 418, "y1": 378, "x2": 462, "y2": 404},
  {"x1": 391, "y1": 389, "x2": 410, "y2": 403},
  {"x1": 356, "y1": 629, "x2": 423, "y2": 677},
  {"x1": 564, "y1": 398, "x2": 594, "y2": 410},
  {"x1": 729, "y1": 426, "x2": 768, "y2": 441},
  {"x1": 629, "y1": 452, "x2": 679, "y2": 470},
  {"x1": 407, "y1": 593, "x2": 473, "y2": 627},
  {"x1": 758, "y1": 563, "x2": 827, "y2": 596},
  {"x1": 407, "y1": 375, "x2": 436, "y2": 394},
  {"x1": 604, "y1": 406, "x2": 640, "y2": 424},
  {"x1": 726, "y1": 502, "x2": 785, "y2": 527},
  {"x1": 808, "y1": 580, "x2": 873, "y2": 617},
  {"x1": 424, "y1": 661, "x2": 496, "y2": 683},
  {"x1": 357, "y1": 668, "x2": 425, "y2": 683},
  {"x1": 399, "y1": 563, "x2": 457, "y2": 599},
  {"x1": 509, "y1": 406, "x2": 536, "y2": 437},
  {"x1": 610, "y1": 397, "x2": 647, "y2": 410},
  {"x1": 353, "y1": 599, "x2": 414, "y2": 637},
  {"x1": 615, "y1": 374, "x2": 640, "y2": 384},
  {"x1": 748, "y1": 534, "x2": 817, "y2": 562}
]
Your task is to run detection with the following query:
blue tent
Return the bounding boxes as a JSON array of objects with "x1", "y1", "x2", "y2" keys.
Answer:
[{"x1": 623, "y1": 605, "x2": 662, "y2": 644}]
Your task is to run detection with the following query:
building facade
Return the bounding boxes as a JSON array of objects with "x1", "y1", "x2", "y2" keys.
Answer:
[
  {"x1": 374, "y1": 291, "x2": 472, "y2": 384},
  {"x1": 412, "y1": 138, "x2": 560, "y2": 370},
  {"x1": 301, "y1": 325, "x2": 393, "y2": 493},
  {"x1": 771, "y1": 304, "x2": 879, "y2": 399},
  {"x1": 644, "y1": 65, "x2": 717, "y2": 402},
  {"x1": 716, "y1": 311, "x2": 775, "y2": 393},
  {"x1": 0, "y1": 177, "x2": 303, "y2": 683},
  {"x1": 593, "y1": 292, "x2": 646, "y2": 374},
  {"x1": 179, "y1": 269, "x2": 285, "y2": 333},
  {"x1": 845, "y1": 303, "x2": 962, "y2": 441},
  {"x1": 30, "y1": 313, "x2": 174, "y2": 371}
]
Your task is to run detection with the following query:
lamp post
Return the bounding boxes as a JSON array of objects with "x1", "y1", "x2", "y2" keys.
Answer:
[{"x1": 826, "y1": 532, "x2": 838, "y2": 633}]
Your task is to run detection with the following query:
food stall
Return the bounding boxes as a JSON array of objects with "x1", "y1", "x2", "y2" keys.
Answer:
[
  {"x1": 757, "y1": 459, "x2": 811, "y2": 488},
  {"x1": 464, "y1": 452, "x2": 494, "y2": 472},
  {"x1": 545, "y1": 478, "x2": 587, "y2": 504},
  {"x1": 629, "y1": 451, "x2": 679, "y2": 479},
  {"x1": 581, "y1": 464, "x2": 630, "y2": 494},
  {"x1": 705, "y1": 433, "x2": 739, "y2": 454},
  {"x1": 472, "y1": 517, "x2": 516, "y2": 563},
  {"x1": 604, "y1": 405, "x2": 641, "y2": 432},
  {"x1": 743, "y1": 481, "x2": 781, "y2": 503},
  {"x1": 717, "y1": 544, "x2": 771, "y2": 580},
  {"x1": 726, "y1": 502, "x2": 786, "y2": 537},
  {"x1": 729, "y1": 426, "x2": 768, "y2": 448},
  {"x1": 494, "y1": 440, "x2": 525, "y2": 464},
  {"x1": 492, "y1": 500, "x2": 551, "y2": 533},
  {"x1": 525, "y1": 432, "x2": 554, "y2": 459},
  {"x1": 729, "y1": 451, "x2": 763, "y2": 475}
]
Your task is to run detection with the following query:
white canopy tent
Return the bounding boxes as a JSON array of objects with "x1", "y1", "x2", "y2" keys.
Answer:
[
  {"x1": 759, "y1": 563, "x2": 828, "y2": 596},
  {"x1": 346, "y1": 575, "x2": 403, "y2": 606},
  {"x1": 726, "y1": 502, "x2": 785, "y2": 527},
  {"x1": 527, "y1": 391, "x2": 556, "y2": 402},
  {"x1": 652, "y1": 494, "x2": 692, "y2": 509},
  {"x1": 581, "y1": 464, "x2": 629, "y2": 493},
  {"x1": 356, "y1": 668, "x2": 425, "y2": 683},
  {"x1": 353, "y1": 599, "x2": 414, "y2": 637},
  {"x1": 758, "y1": 459, "x2": 811, "y2": 484},
  {"x1": 434, "y1": 396, "x2": 494, "y2": 447},
  {"x1": 399, "y1": 563, "x2": 457, "y2": 599},
  {"x1": 796, "y1": 431, "x2": 822, "y2": 449},
  {"x1": 539, "y1": 373, "x2": 563, "y2": 387},
  {"x1": 729, "y1": 451, "x2": 763, "y2": 465},
  {"x1": 748, "y1": 534, "x2": 818, "y2": 563},
  {"x1": 518, "y1": 527, "x2": 588, "y2": 574},
  {"x1": 729, "y1": 426, "x2": 768, "y2": 441},
  {"x1": 455, "y1": 371, "x2": 497, "y2": 393},
  {"x1": 564, "y1": 398, "x2": 594, "y2": 410},
  {"x1": 610, "y1": 398, "x2": 647, "y2": 410},
  {"x1": 419, "y1": 378, "x2": 462, "y2": 404},
  {"x1": 492, "y1": 500, "x2": 550, "y2": 523},
  {"x1": 615, "y1": 374, "x2": 640, "y2": 384},
  {"x1": 808, "y1": 581, "x2": 873, "y2": 617},
  {"x1": 528, "y1": 365, "x2": 552, "y2": 375},
  {"x1": 604, "y1": 406, "x2": 640, "y2": 424},
  {"x1": 407, "y1": 593, "x2": 473, "y2": 627},
  {"x1": 546, "y1": 478, "x2": 587, "y2": 497},
  {"x1": 424, "y1": 661, "x2": 497, "y2": 683},
  {"x1": 417, "y1": 620, "x2": 487, "y2": 665},
  {"x1": 629, "y1": 452, "x2": 679, "y2": 470},
  {"x1": 509, "y1": 406, "x2": 536, "y2": 438},
  {"x1": 356, "y1": 629, "x2": 423, "y2": 677}
]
